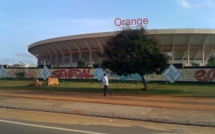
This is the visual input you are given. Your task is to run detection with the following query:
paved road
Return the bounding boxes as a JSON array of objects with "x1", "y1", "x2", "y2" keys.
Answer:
[
  {"x1": 0, "y1": 119, "x2": 158, "y2": 134},
  {"x1": 0, "y1": 119, "x2": 107, "y2": 134},
  {"x1": 1, "y1": 108, "x2": 214, "y2": 134}
]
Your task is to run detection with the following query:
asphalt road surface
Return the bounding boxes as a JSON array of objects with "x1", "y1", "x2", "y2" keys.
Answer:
[
  {"x1": 0, "y1": 119, "x2": 151, "y2": 134},
  {"x1": 0, "y1": 108, "x2": 214, "y2": 134}
]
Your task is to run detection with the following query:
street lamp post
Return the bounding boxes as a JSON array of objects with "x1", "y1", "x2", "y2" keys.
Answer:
[{"x1": 92, "y1": 58, "x2": 97, "y2": 68}]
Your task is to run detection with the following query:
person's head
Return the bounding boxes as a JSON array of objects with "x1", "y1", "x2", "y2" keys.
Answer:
[{"x1": 104, "y1": 73, "x2": 106, "y2": 76}]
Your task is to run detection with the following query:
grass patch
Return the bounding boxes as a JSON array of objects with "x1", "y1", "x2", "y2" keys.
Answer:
[{"x1": 0, "y1": 79, "x2": 215, "y2": 98}]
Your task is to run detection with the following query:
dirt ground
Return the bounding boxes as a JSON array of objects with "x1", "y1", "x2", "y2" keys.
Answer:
[{"x1": 0, "y1": 88, "x2": 215, "y2": 111}]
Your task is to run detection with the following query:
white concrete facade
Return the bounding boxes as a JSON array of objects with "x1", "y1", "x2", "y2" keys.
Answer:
[{"x1": 28, "y1": 29, "x2": 215, "y2": 67}]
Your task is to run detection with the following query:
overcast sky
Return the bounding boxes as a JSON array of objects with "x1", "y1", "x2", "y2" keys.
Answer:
[{"x1": 0, "y1": 0, "x2": 215, "y2": 65}]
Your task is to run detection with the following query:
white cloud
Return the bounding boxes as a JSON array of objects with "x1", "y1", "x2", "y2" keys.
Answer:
[
  {"x1": 177, "y1": 0, "x2": 215, "y2": 9},
  {"x1": 15, "y1": 53, "x2": 34, "y2": 58},
  {"x1": 177, "y1": 0, "x2": 191, "y2": 9},
  {"x1": 1, "y1": 53, "x2": 37, "y2": 65}
]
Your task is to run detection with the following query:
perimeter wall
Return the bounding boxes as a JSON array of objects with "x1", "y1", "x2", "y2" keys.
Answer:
[{"x1": 1, "y1": 66, "x2": 215, "y2": 83}]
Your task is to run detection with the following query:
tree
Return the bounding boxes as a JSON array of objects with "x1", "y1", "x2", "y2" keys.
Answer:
[
  {"x1": 15, "y1": 71, "x2": 26, "y2": 79},
  {"x1": 101, "y1": 28, "x2": 168, "y2": 90},
  {"x1": 208, "y1": 55, "x2": 215, "y2": 66},
  {"x1": 77, "y1": 58, "x2": 87, "y2": 67},
  {"x1": 191, "y1": 61, "x2": 200, "y2": 67}
]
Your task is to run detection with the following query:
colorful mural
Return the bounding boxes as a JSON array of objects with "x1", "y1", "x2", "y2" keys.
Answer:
[
  {"x1": 51, "y1": 68, "x2": 94, "y2": 79},
  {"x1": 0, "y1": 66, "x2": 6, "y2": 78},
  {"x1": 162, "y1": 64, "x2": 182, "y2": 83},
  {"x1": 195, "y1": 69, "x2": 215, "y2": 82},
  {"x1": 1, "y1": 65, "x2": 215, "y2": 82}
]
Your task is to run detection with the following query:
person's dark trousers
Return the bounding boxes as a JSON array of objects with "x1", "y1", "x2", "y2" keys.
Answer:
[{"x1": 104, "y1": 85, "x2": 112, "y2": 96}]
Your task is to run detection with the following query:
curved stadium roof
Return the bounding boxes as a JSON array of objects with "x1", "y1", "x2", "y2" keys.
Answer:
[{"x1": 28, "y1": 29, "x2": 215, "y2": 67}]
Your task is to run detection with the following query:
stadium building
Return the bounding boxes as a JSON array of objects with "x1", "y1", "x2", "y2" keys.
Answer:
[{"x1": 28, "y1": 29, "x2": 215, "y2": 68}]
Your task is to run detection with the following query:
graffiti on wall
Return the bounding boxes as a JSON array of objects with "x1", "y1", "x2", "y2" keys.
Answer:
[
  {"x1": 1, "y1": 65, "x2": 215, "y2": 83},
  {"x1": 93, "y1": 68, "x2": 143, "y2": 81},
  {"x1": 0, "y1": 66, "x2": 6, "y2": 78},
  {"x1": 51, "y1": 68, "x2": 94, "y2": 79},
  {"x1": 93, "y1": 68, "x2": 106, "y2": 81},
  {"x1": 162, "y1": 64, "x2": 182, "y2": 83},
  {"x1": 195, "y1": 69, "x2": 215, "y2": 82},
  {"x1": 6, "y1": 69, "x2": 38, "y2": 79},
  {"x1": 40, "y1": 66, "x2": 51, "y2": 80}
]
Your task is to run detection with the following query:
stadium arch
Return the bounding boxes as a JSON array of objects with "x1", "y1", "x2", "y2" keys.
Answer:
[{"x1": 28, "y1": 29, "x2": 215, "y2": 68}]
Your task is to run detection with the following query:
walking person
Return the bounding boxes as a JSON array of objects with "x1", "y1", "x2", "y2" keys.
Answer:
[{"x1": 102, "y1": 73, "x2": 113, "y2": 96}]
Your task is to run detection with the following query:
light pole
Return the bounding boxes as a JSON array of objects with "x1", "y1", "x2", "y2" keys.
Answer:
[{"x1": 92, "y1": 58, "x2": 97, "y2": 68}]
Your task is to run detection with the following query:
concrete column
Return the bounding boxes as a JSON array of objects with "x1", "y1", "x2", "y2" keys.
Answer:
[
  {"x1": 70, "y1": 49, "x2": 73, "y2": 67},
  {"x1": 89, "y1": 50, "x2": 92, "y2": 66},
  {"x1": 79, "y1": 51, "x2": 82, "y2": 60},
  {"x1": 202, "y1": 48, "x2": 205, "y2": 64},
  {"x1": 172, "y1": 47, "x2": 175, "y2": 63},
  {"x1": 62, "y1": 51, "x2": 64, "y2": 66},
  {"x1": 49, "y1": 53, "x2": 52, "y2": 65},
  {"x1": 55, "y1": 52, "x2": 58, "y2": 67},
  {"x1": 187, "y1": 35, "x2": 192, "y2": 65},
  {"x1": 187, "y1": 46, "x2": 190, "y2": 64},
  {"x1": 172, "y1": 35, "x2": 175, "y2": 63},
  {"x1": 62, "y1": 43, "x2": 73, "y2": 67},
  {"x1": 202, "y1": 35, "x2": 209, "y2": 65}
]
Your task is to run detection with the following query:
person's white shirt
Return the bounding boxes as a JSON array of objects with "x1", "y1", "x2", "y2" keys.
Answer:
[{"x1": 102, "y1": 76, "x2": 109, "y2": 86}]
